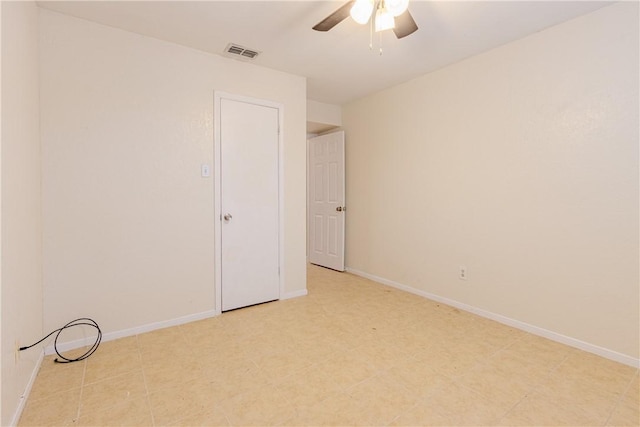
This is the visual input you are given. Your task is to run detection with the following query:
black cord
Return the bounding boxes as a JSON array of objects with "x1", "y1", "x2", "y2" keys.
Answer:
[{"x1": 19, "y1": 318, "x2": 102, "y2": 363}]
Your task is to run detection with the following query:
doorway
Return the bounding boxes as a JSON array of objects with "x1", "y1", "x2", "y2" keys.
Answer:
[{"x1": 214, "y1": 92, "x2": 283, "y2": 313}]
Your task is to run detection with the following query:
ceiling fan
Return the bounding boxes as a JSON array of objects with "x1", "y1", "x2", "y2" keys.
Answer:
[{"x1": 313, "y1": 0, "x2": 418, "y2": 39}]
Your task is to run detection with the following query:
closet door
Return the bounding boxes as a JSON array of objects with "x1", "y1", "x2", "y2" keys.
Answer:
[{"x1": 218, "y1": 97, "x2": 280, "y2": 311}]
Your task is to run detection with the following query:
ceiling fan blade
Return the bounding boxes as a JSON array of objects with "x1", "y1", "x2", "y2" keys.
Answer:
[
  {"x1": 312, "y1": 1, "x2": 355, "y2": 32},
  {"x1": 393, "y1": 9, "x2": 418, "y2": 39}
]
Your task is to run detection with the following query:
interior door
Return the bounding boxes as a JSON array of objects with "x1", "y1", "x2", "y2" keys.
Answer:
[
  {"x1": 308, "y1": 131, "x2": 345, "y2": 271},
  {"x1": 220, "y1": 97, "x2": 280, "y2": 311}
]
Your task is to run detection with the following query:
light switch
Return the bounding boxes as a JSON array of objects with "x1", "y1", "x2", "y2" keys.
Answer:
[{"x1": 201, "y1": 164, "x2": 211, "y2": 177}]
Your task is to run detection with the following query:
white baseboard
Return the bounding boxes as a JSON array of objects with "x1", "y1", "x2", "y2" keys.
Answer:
[
  {"x1": 10, "y1": 350, "x2": 44, "y2": 427},
  {"x1": 346, "y1": 267, "x2": 639, "y2": 368},
  {"x1": 43, "y1": 289, "x2": 309, "y2": 356},
  {"x1": 282, "y1": 289, "x2": 308, "y2": 300},
  {"x1": 45, "y1": 309, "x2": 218, "y2": 356}
]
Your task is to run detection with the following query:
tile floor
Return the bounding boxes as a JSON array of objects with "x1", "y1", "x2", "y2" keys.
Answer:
[{"x1": 19, "y1": 264, "x2": 639, "y2": 426}]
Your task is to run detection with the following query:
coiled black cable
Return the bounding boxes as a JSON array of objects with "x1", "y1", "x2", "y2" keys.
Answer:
[{"x1": 19, "y1": 318, "x2": 102, "y2": 363}]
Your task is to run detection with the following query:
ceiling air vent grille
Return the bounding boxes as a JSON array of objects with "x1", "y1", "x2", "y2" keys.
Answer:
[{"x1": 224, "y1": 43, "x2": 260, "y2": 60}]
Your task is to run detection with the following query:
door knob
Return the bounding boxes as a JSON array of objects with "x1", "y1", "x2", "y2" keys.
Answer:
[
  {"x1": 223, "y1": 214, "x2": 233, "y2": 221},
  {"x1": 336, "y1": 206, "x2": 345, "y2": 212}
]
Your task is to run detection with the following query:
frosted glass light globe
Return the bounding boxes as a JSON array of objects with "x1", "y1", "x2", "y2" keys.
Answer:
[
  {"x1": 350, "y1": 0, "x2": 374, "y2": 24},
  {"x1": 375, "y1": 6, "x2": 395, "y2": 32},
  {"x1": 385, "y1": 0, "x2": 409, "y2": 17}
]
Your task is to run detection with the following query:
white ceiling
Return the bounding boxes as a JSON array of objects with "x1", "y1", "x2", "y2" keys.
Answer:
[{"x1": 37, "y1": 0, "x2": 612, "y2": 106}]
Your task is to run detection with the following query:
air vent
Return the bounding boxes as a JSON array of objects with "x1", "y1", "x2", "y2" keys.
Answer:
[{"x1": 224, "y1": 43, "x2": 261, "y2": 61}]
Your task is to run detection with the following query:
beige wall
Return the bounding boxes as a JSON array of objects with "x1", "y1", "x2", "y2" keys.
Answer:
[
  {"x1": 39, "y1": 10, "x2": 307, "y2": 341},
  {"x1": 307, "y1": 99, "x2": 342, "y2": 130},
  {"x1": 343, "y1": 2, "x2": 639, "y2": 360},
  {"x1": 1, "y1": 1, "x2": 43, "y2": 425}
]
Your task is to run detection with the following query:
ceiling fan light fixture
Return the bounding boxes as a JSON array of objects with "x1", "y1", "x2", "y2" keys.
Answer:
[
  {"x1": 385, "y1": 0, "x2": 409, "y2": 17},
  {"x1": 374, "y1": 5, "x2": 395, "y2": 32},
  {"x1": 350, "y1": 0, "x2": 374, "y2": 25}
]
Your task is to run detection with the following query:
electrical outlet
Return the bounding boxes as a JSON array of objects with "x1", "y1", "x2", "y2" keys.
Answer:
[
  {"x1": 14, "y1": 340, "x2": 20, "y2": 364},
  {"x1": 459, "y1": 266, "x2": 467, "y2": 281}
]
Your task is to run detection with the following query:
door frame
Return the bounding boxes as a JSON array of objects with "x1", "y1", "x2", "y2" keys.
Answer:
[{"x1": 213, "y1": 91, "x2": 285, "y2": 315}]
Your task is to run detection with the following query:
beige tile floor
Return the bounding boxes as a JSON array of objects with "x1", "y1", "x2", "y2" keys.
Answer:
[{"x1": 19, "y1": 264, "x2": 639, "y2": 426}]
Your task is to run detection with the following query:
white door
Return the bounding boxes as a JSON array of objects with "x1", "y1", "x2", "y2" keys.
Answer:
[
  {"x1": 308, "y1": 131, "x2": 345, "y2": 271},
  {"x1": 218, "y1": 96, "x2": 280, "y2": 311}
]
